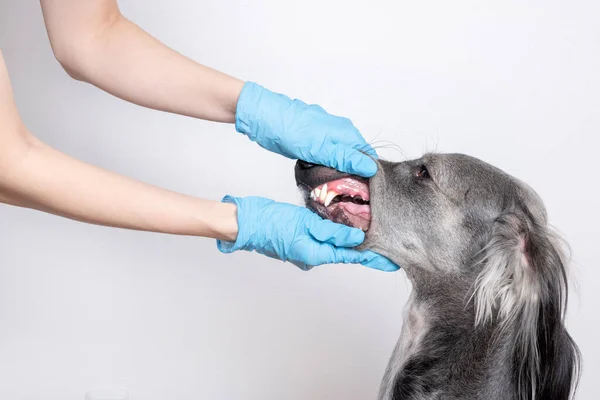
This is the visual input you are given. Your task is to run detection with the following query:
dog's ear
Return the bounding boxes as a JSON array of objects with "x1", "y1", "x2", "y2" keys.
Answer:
[{"x1": 472, "y1": 210, "x2": 580, "y2": 399}]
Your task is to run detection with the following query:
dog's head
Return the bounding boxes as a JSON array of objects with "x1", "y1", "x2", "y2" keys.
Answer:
[
  {"x1": 295, "y1": 153, "x2": 580, "y2": 399},
  {"x1": 296, "y1": 153, "x2": 543, "y2": 271}
]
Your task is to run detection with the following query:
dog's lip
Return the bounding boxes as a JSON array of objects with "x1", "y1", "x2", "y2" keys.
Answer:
[{"x1": 296, "y1": 173, "x2": 367, "y2": 192}]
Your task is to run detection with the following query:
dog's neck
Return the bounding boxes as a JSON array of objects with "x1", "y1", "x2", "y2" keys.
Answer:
[{"x1": 378, "y1": 266, "x2": 514, "y2": 400}]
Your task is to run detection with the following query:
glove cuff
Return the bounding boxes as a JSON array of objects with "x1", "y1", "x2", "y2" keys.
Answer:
[
  {"x1": 235, "y1": 82, "x2": 264, "y2": 139},
  {"x1": 235, "y1": 82, "x2": 294, "y2": 142},
  {"x1": 216, "y1": 195, "x2": 254, "y2": 254}
]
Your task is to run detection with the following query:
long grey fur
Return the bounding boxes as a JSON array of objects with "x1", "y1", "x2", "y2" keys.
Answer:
[{"x1": 295, "y1": 153, "x2": 581, "y2": 400}]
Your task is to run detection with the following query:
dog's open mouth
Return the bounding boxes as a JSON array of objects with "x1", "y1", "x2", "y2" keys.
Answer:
[{"x1": 306, "y1": 177, "x2": 371, "y2": 231}]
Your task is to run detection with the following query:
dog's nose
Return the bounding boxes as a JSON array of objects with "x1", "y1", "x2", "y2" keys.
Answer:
[{"x1": 296, "y1": 160, "x2": 318, "y2": 170}]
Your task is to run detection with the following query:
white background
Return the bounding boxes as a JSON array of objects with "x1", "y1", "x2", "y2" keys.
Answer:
[{"x1": 1, "y1": 1, "x2": 598, "y2": 399}]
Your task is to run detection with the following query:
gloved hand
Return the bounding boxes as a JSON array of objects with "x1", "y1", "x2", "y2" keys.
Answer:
[
  {"x1": 235, "y1": 82, "x2": 377, "y2": 178},
  {"x1": 217, "y1": 196, "x2": 399, "y2": 272}
]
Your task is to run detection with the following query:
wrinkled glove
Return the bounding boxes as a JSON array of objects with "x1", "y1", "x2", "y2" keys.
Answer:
[
  {"x1": 235, "y1": 82, "x2": 378, "y2": 178},
  {"x1": 217, "y1": 196, "x2": 399, "y2": 272}
]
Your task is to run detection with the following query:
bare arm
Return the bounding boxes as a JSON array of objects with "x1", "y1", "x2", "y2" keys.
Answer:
[
  {"x1": 39, "y1": 0, "x2": 244, "y2": 123},
  {"x1": 0, "y1": 50, "x2": 237, "y2": 241}
]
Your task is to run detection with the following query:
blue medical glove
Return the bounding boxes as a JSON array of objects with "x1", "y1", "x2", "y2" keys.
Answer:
[
  {"x1": 217, "y1": 196, "x2": 399, "y2": 272},
  {"x1": 235, "y1": 82, "x2": 378, "y2": 178}
]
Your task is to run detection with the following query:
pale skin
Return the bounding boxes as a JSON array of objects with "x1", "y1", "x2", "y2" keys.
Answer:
[{"x1": 0, "y1": 0, "x2": 250, "y2": 242}]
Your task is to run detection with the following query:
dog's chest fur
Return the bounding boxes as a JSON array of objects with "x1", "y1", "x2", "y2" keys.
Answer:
[
  {"x1": 377, "y1": 291, "x2": 511, "y2": 400},
  {"x1": 377, "y1": 294, "x2": 435, "y2": 400}
]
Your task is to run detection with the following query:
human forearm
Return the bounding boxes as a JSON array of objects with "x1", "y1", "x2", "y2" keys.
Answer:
[
  {"x1": 2, "y1": 46, "x2": 236, "y2": 241},
  {"x1": 41, "y1": 0, "x2": 244, "y2": 122},
  {"x1": 0, "y1": 137, "x2": 238, "y2": 240}
]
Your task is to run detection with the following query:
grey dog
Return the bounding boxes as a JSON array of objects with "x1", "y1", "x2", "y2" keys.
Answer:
[{"x1": 295, "y1": 153, "x2": 580, "y2": 400}]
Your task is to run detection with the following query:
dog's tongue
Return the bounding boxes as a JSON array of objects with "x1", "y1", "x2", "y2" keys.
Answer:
[{"x1": 333, "y1": 202, "x2": 371, "y2": 231}]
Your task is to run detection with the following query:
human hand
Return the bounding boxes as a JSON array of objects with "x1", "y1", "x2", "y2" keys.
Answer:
[
  {"x1": 235, "y1": 82, "x2": 377, "y2": 178},
  {"x1": 217, "y1": 196, "x2": 399, "y2": 272}
]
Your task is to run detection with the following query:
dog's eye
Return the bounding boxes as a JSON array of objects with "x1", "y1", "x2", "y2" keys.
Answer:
[{"x1": 416, "y1": 165, "x2": 431, "y2": 179}]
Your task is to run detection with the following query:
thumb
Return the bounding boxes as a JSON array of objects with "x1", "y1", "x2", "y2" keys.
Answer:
[{"x1": 306, "y1": 216, "x2": 365, "y2": 248}]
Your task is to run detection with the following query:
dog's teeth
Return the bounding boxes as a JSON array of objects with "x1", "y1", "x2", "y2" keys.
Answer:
[
  {"x1": 319, "y1": 184, "x2": 328, "y2": 203},
  {"x1": 324, "y1": 191, "x2": 338, "y2": 207},
  {"x1": 314, "y1": 188, "x2": 321, "y2": 199},
  {"x1": 309, "y1": 190, "x2": 316, "y2": 200}
]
